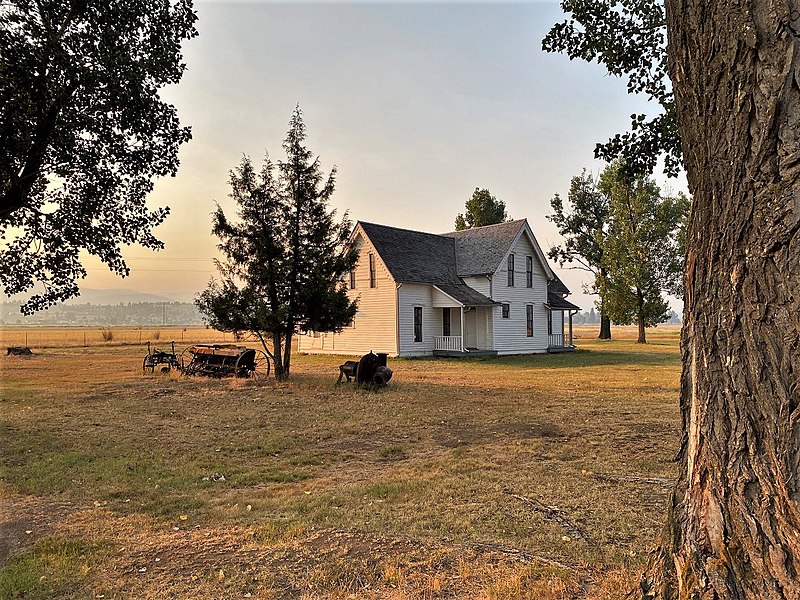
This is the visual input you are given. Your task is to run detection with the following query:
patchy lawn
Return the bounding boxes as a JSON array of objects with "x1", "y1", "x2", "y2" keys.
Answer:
[{"x1": 0, "y1": 325, "x2": 681, "y2": 599}]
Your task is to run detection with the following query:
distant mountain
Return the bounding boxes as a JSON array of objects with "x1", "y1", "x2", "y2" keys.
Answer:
[{"x1": 65, "y1": 289, "x2": 179, "y2": 305}]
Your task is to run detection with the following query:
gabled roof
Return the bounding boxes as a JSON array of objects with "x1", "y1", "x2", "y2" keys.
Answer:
[
  {"x1": 355, "y1": 220, "x2": 569, "y2": 299},
  {"x1": 358, "y1": 222, "x2": 461, "y2": 284},
  {"x1": 442, "y1": 220, "x2": 526, "y2": 277}
]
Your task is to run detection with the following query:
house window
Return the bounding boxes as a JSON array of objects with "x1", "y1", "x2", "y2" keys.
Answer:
[
  {"x1": 414, "y1": 306, "x2": 423, "y2": 342},
  {"x1": 501, "y1": 303, "x2": 510, "y2": 319},
  {"x1": 526, "y1": 304, "x2": 534, "y2": 337},
  {"x1": 507, "y1": 254, "x2": 514, "y2": 286},
  {"x1": 369, "y1": 253, "x2": 376, "y2": 288},
  {"x1": 442, "y1": 307, "x2": 451, "y2": 337},
  {"x1": 349, "y1": 269, "x2": 356, "y2": 289},
  {"x1": 526, "y1": 256, "x2": 533, "y2": 288},
  {"x1": 547, "y1": 311, "x2": 553, "y2": 335}
]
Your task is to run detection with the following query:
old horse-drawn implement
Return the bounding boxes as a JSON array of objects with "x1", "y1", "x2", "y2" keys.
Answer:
[
  {"x1": 142, "y1": 341, "x2": 181, "y2": 374},
  {"x1": 181, "y1": 344, "x2": 270, "y2": 379}
]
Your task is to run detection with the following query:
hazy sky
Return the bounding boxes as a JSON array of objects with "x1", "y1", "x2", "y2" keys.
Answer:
[{"x1": 79, "y1": 1, "x2": 686, "y2": 310}]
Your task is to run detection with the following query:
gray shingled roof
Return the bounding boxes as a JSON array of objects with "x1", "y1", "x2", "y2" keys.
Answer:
[
  {"x1": 357, "y1": 220, "x2": 571, "y2": 304},
  {"x1": 546, "y1": 292, "x2": 580, "y2": 311},
  {"x1": 359, "y1": 222, "x2": 461, "y2": 284},
  {"x1": 548, "y1": 274, "x2": 571, "y2": 296},
  {"x1": 434, "y1": 284, "x2": 498, "y2": 307},
  {"x1": 442, "y1": 220, "x2": 526, "y2": 277}
]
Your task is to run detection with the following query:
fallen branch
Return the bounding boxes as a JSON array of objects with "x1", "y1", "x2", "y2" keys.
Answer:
[
  {"x1": 470, "y1": 541, "x2": 576, "y2": 571},
  {"x1": 592, "y1": 472, "x2": 675, "y2": 488},
  {"x1": 504, "y1": 489, "x2": 592, "y2": 545}
]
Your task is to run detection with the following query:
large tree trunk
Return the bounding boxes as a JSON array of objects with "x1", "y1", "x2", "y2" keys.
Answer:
[
  {"x1": 641, "y1": 2, "x2": 800, "y2": 598},
  {"x1": 637, "y1": 315, "x2": 646, "y2": 345},
  {"x1": 599, "y1": 314, "x2": 612, "y2": 339}
]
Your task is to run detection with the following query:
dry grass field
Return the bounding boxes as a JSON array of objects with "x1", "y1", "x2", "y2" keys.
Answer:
[{"x1": 0, "y1": 325, "x2": 682, "y2": 599}]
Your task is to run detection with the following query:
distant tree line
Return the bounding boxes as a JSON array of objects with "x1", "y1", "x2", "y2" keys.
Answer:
[{"x1": 0, "y1": 301, "x2": 204, "y2": 326}]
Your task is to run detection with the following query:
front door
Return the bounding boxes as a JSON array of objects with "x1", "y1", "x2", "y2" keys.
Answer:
[{"x1": 465, "y1": 309, "x2": 478, "y2": 349}]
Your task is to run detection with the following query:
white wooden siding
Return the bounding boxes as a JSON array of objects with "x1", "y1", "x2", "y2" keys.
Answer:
[
  {"x1": 461, "y1": 276, "x2": 491, "y2": 297},
  {"x1": 297, "y1": 232, "x2": 398, "y2": 355},
  {"x1": 489, "y1": 233, "x2": 549, "y2": 354},
  {"x1": 398, "y1": 284, "x2": 439, "y2": 356}
]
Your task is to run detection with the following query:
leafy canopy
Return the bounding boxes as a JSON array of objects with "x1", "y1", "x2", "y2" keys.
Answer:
[
  {"x1": 542, "y1": 0, "x2": 680, "y2": 177},
  {"x1": 0, "y1": 0, "x2": 197, "y2": 313},
  {"x1": 598, "y1": 160, "x2": 688, "y2": 329},
  {"x1": 196, "y1": 108, "x2": 357, "y2": 380},
  {"x1": 454, "y1": 188, "x2": 508, "y2": 231}
]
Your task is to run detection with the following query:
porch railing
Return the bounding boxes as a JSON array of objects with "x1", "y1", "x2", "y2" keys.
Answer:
[
  {"x1": 548, "y1": 334, "x2": 565, "y2": 348},
  {"x1": 434, "y1": 335, "x2": 463, "y2": 352}
]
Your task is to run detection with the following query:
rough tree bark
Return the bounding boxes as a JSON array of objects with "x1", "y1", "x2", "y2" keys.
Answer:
[{"x1": 641, "y1": 1, "x2": 800, "y2": 598}]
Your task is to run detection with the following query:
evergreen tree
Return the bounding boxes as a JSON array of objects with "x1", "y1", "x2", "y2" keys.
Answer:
[
  {"x1": 597, "y1": 160, "x2": 687, "y2": 344},
  {"x1": 197, "y1": 108, "x2": 357, "y2": 380},
  {"x1": 547, "y1": 170, "x2": 613, "y2": 339},
  {"x1": 454, "y1": 188, "x2": 508, "y2": 230}
]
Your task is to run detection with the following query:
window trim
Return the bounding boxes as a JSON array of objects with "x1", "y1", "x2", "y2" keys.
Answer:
[
  {"x1": 526, "y1": 304, "x2": 534, "y2": 338},
  {"x1": 349, "y1": 269, "x2": 356, "y2": 289},
  {"x1": 526, "y1": 256, "x2": 533, "y2": 288},
  {"x1": 501, "y1": 303, "x2": 510, "y2": 319},
  {"x1": 369, "y1": 253, "x2": 376, "y2": 288},
  {"x1": 413, "y1": 306, "x2": 423, "y2": 343},
  {"x1": 507, "y1": 254, "x2": 515, "y2": 287}
]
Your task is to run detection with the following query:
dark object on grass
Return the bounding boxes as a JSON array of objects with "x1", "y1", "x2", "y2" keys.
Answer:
[
  {"x1": 7, "y1": 346, "x2": 32, "y2": 356},
  {"x1": 337, "y1": 360, "x2": 358, "y2": 384},
  {"x1": 338, "y1": 351, "x2": 392, "y2": 388},
  {"x1": 182, "y1": 344, "x2": 270, "y2": 379},
  {"x1": 142, "y1": 341, "x2": 181, "y2": 374}
]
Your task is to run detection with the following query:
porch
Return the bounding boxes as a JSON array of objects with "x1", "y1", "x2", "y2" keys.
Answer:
[
  {"x1": 430, "y1": 285, "x2": 497, "y2": 357},
  {"x1": 545, "y1": 294, "x2": 580, "y2": 353}
]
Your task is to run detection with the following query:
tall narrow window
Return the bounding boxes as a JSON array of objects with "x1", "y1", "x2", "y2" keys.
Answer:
[
  {"x1": 501, "y1": 303, "x2": 510, "y2": 319},
  {"x1": 349, "y1": 269, "x2": 356, "y2": 289},
  {"x1": 414, "y1": 307, "x2": 423, "y2": 342},
  {"x1": 442, "y1": 307, "x2": 451, "y2": 336},
  {"x1": 526, "y1": 256, "x2": 533, "y2": 288},
  {"x1": 369, "y1": 253, "x2": 376, "y2": 288},
  {"x1": 507, "y1": 254, "x2": 515, "y2": 286},
  {"x1": 547, "y1": 311, "x2": 553, "y2": 335},
  {"x1": 526, "y1": 305, "x2": 534, "y2": 337}
]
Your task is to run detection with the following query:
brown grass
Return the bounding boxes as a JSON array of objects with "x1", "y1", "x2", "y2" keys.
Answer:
[{"x1": 0, "y1": 324, "x2": 681, "y2": 598}]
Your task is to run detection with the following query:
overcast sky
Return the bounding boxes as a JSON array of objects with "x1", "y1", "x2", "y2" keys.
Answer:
[{"x1": 78, "y1": 1, "x2": 686, "y2": 310}]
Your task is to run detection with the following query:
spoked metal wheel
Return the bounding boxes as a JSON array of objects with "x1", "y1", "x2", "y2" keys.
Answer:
[
  {"x1": 142, "y1": 355, "x2": 155, "y2": 374},
  {"x1": 236, "y1": 349, "x2": 270, "y2": 379}
]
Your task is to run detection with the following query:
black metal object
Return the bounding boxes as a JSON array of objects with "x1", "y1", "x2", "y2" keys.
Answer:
[
  {"x1": 338, "y1": 351, "x2": 393, "y2": 388},
  {"x1": 181, "y1": 344, "x2": 270, "y2": 379},
  {"x1": 142, "y1": 341, "x2": 180, "y2": 374}
]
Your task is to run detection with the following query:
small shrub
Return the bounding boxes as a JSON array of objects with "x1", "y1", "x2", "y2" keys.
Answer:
[
  {"x1": 100, "y1": 328, "x2": 113, "y2": 342},
  {"x1": 152, "y1": 330, "x2": 161, "y2": 340}
]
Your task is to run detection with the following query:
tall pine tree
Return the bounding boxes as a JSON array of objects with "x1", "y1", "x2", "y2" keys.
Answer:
[{"x1": 197, "y1": 107, "x2": 357, "y2": 380}]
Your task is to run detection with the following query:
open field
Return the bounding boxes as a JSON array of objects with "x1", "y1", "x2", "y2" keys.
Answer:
[{"x1": 0, "y1": 325, "x2": 682, "y2": 599}]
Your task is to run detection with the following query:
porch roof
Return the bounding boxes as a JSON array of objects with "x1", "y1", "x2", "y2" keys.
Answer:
[
  {"x1": 545, "y1": 292, "x2": 581, "y2": 311},
  {"x1": 433, "y1": 284, "x2": 498, "y2": 307}
]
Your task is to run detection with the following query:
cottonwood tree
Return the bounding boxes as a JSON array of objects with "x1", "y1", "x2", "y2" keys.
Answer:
[
  {"x1": 454, "y1": 188, "x2": 508, "y2": 230},
  {"x1": 0, "y1": 0, "x2": 197, "y2": 313},
  {"x1": 197, "y1": 108, "x2": 357, "y2": 381},
  {"x1": 548, "y1": 1, "x2": 800, "y2": 597},
  {"x1": 542, "y1": 0, "x2": 679, "y2": 178},
  {"x1": 547, "y1": 170, "x2": 613, "y2": 339},
  {"x1": 598, "y1": 160, "x2": 687, "y2": 344}
]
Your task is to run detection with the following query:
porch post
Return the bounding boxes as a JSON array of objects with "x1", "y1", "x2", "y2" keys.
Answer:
[
  {"x1": 460, "y1": 307, "x2": 465, "y2": 352},
  {"x1": 568, "y1": 310, "x2": 574, "y2": 346}
]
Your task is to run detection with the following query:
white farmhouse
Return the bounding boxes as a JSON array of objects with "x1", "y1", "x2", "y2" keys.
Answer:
[{"x1": 297, "y1": 219, "x2": 580, "y2": 357}]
